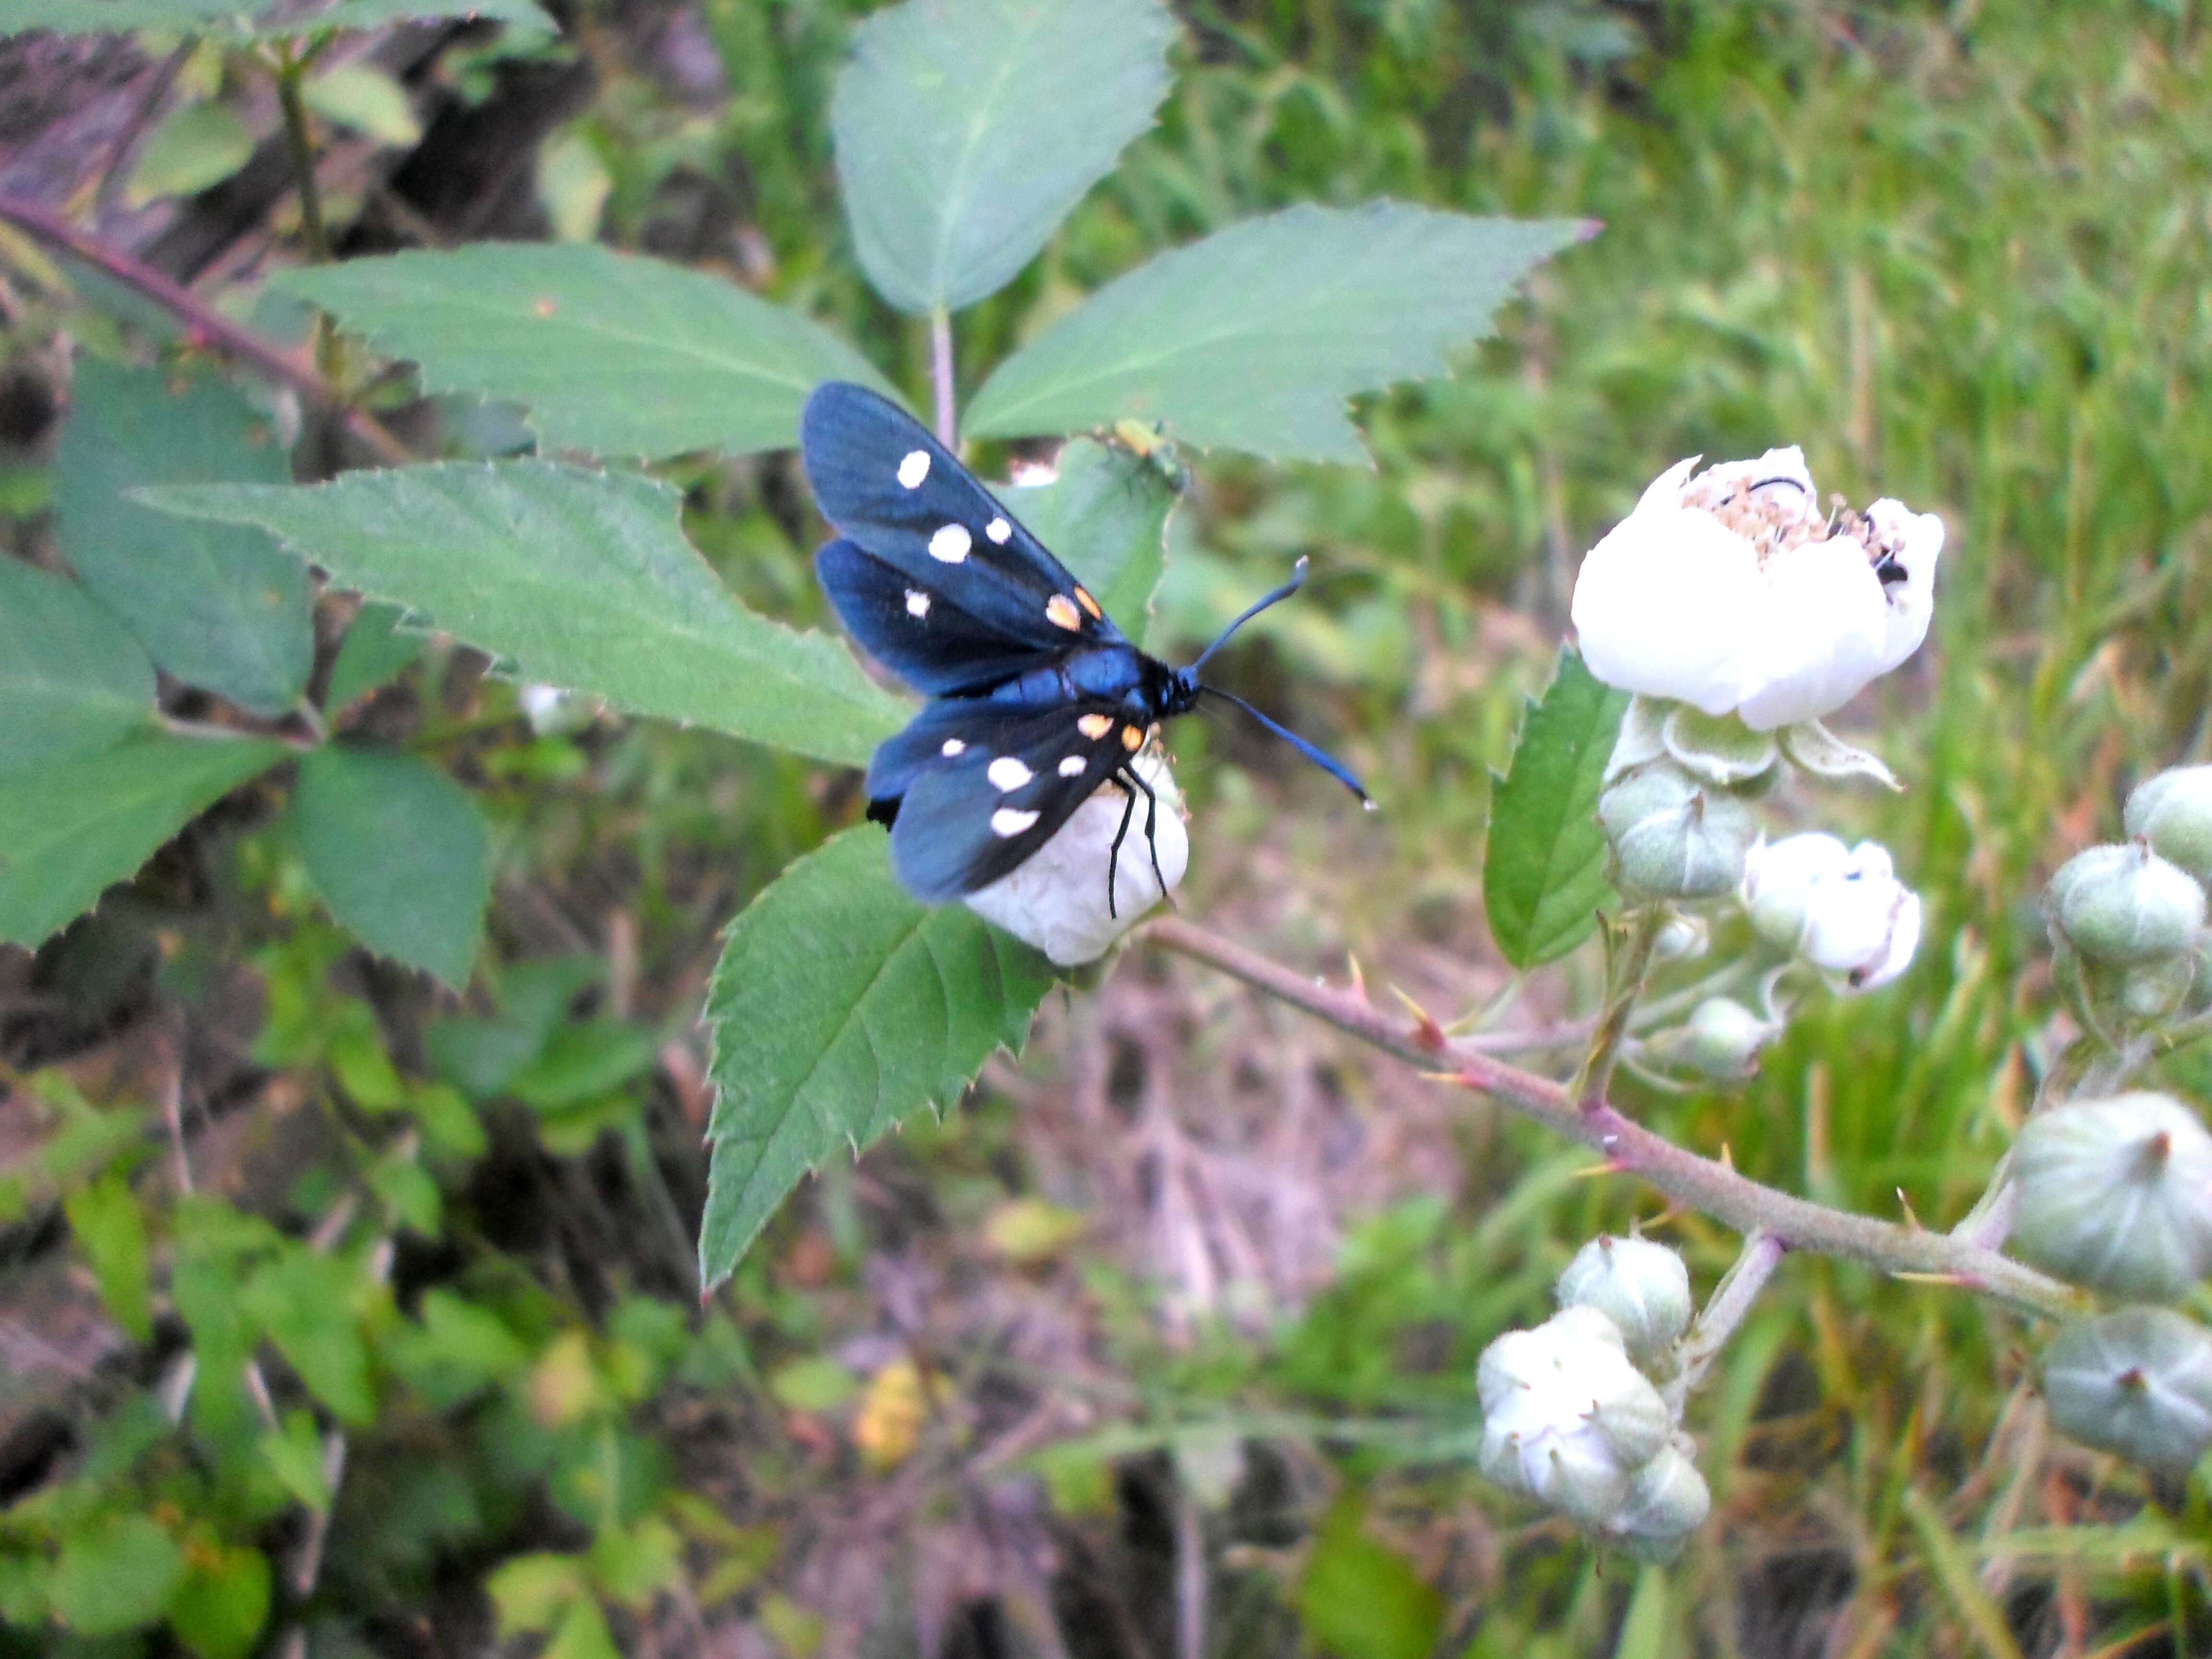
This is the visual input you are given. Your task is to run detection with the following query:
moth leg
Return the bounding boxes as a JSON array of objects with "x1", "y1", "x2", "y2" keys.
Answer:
[
  {"x1": 1104, "y1": 773, "x2": 1139, "y2": 920},
  {"x1": 1121, "y1": 762, "x2": 1173, "y2": 907}
]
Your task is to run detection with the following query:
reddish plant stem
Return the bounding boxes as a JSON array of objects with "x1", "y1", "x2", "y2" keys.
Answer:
[
  {"x1": 930, "y1": 306, "x2": 956, "y2": 445},
  {"x1": 1144, "y1": 915, "x2": 2084, "y2": 1322},
  {"x1": 0, "y1": 192, "x2": 411, "y2": 466}
]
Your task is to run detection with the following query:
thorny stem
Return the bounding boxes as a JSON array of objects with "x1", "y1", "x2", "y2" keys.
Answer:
[
  {"x1": 930, "y1": 306, "x2": 956, "y2": 446},
  {"x1": 1662, "y1": 1229, "x2": 1786, "y2": 1414},
  {"x1": 1571, "y1": 906, "x2": 1667, "y2": 1109},
  {"x1": 1144, "y1": 916, "x2": 2087, "y2": 1322},
  {"x1": 0, "y1": 192, "x2": 412, "y2": 465}
]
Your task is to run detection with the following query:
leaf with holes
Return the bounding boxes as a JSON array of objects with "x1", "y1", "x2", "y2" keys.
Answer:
[
  {"x1": 1482, "y1": 645, "x2": 1629, "y2": 971},
  {"x1": 831, "y1": 0, "x2": 1175, "y2": 313},
  {"x1": 966, "y1": 204, "x2": 1587, "y2": 462},
  {"x1": 55, "y1": 360, "x2": 312, "y2": 718},
  {"x1": 698, "y1": 827, "x2": 1054, "y2": 1287},
  {"x1": 141, "y1": 461, "x2": 909, "y2": 768},
  {"x1": 0, "y1": 734, "x2": 288, "y2": 948},
  {"x1": 276, "y1": 245, "x2": 890, "y2": 460},
  {"x1": 0, "y1": 557, "x2": 155, "y2": 774}
]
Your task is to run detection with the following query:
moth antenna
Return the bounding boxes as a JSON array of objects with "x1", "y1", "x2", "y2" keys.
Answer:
[
  {"x1": 1196, "y1": 686, "x2": 1371, "y2": 806},
  {"x1": 1188, "y1": 556, "x2": 1310, "y2": 671}
]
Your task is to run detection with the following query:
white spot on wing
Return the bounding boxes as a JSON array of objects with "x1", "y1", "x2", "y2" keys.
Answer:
[
  {"x1": 897, "y1": 450, "x2": 931, "y2": 489},
  {"x1": 987, "y1": 757, "x2": 1034, "y2": 791},
  {"x1": 928, "y1": 523, "x2": 972, "y2": 563},
  {"x1": 991, "y1": 807, "x2": 1040, "y2": 838},
  {"x1": 940, "y1": 738, "x2": 966, "y2": 757},
  {"x1": 986, "y1": 517, "x2": 1012, "y2": 544},
  {"x1": 1058, "y1": 755, "x2": 1086, "y2": 778},
  {"x1": 904, "y1": 589, "x2": 930, "y2": 618}
]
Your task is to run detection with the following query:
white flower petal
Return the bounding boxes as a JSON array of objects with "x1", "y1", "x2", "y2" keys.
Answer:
[
  {"x1": 1864, "y1": 498, "x2": 1944, "y2": 673},
  {"x1": 1736, "y1": 539, "x2": 1891, "y2": 730},
  {"x1": 1572, "y1": 503, "x2": 1763, "y2": 715}
]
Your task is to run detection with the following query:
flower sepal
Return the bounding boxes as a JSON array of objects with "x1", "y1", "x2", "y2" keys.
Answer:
[
  {"x1": 1595, "y1": 1441, "x2": 1711, "y2": 1563},
  {"x1": 1556, "y1": 1236, "x2": 1693, "y2": 1364},
  {"x1": 2044, "y1": 1308, "x2": 2212, "y2": 1474},
  {"x1": 1777, "y1": 719, "x2": 1901, "y2": 792},
  {"x1": 2012, "y1": 1093, "x2": 2212, "y2": 1302},
  {"x1": 1661, "y1": 705, "x2": 1780, "y2": 790}
]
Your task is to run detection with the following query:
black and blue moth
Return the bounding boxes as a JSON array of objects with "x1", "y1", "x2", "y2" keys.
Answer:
[{"x1": 801, "y1": 382, "x2": 1368, "y2": 910}]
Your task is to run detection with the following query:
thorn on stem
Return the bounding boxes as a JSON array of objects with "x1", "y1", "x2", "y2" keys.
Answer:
[{"x1": 1390, "y1": 984, "x2": 1446, "y2": 1051}]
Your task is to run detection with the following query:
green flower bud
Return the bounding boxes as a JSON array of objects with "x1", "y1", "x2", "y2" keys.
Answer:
[
  {"x1": 2047, "y1": 842, "x2": 2205, "y2": 967},
  {"x1": 2012, "y1": 1093, "x2": 2212, "y2": 1302},
  {"x1": 2044, "y1": 1308, "x2": 2212, "y2": 1473},
  {"x1": 1599, "y1": 765, "x2": 1757, "y2": 902},
  {"x1": 1598, "y1": 1442, "x2": 1711, "y2": 1563},
  {"x1": 1557, "y1": 1236, "x2": 1693, "y2": 1363},
  {"x1": 1477, "y1": 1306, "x2": 1672, "y2": 1526},
  {"x1": 2125, "y1": 766, "x2": 2212, "y2": 887},
  {"x1": 1652, "y1": 913, "x2": 1710, "y2": 962},
  {"x1": 1652, "y1": 997, "x2": 1775, "y2": 1082},
  {"x1": 2119, "y1": 955, "x2": 2197, "y2": 1023}
]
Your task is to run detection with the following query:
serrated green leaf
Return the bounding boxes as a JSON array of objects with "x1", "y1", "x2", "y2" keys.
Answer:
[
  {"x1": 0, "y1": 0, "x2": 553, "y2": 41},
  {"x1": 698, "y1": 828, "x2": 1054, "y2": 1288},
  {"x1": 0, "y1": 556, "x2": 155, "y2": 774},
  {"x1": 55, "y1": 360, "x2": 312, "y2": 717},
  {"x1": 63, "y1": 1172, "x2": 153, "y2": 1343},
  {"x1": 1291, "y1": 1497, "x2": 1443, "y2": 1659},
  {"x1": 142, "y1": 462, "x2": 907, "y2": 767},
  {"x1": 1481, "y1": 645, "x2": 1627, "y2": 970},
  {"x1": 966, "y1": 204, "x2": 1586, "y2": 462},
  {"x1": 0, "y1": 733, "x2": 287, "y2": 947},
  {"x1": 49, "y1": 1513, "x2": 183, "y2": 1635},
  {"x1": 294, "y1": 745, "x2": 491, "y2": 990},
  {"x1": 168, "y1": 1543, "x2": 272, "y2": 1659},
  {"x1": 125, "y1": 99, "x2": 254, "y2": 208},
  {"x1": 274, "y1": 244, "x2": 891, "y2": 459},
  {"x1": 302, "y1": 63, "x2": 421, "y2": 147},
  {"x1": 323, "y1": 602, "x2": 425, "y2": 714},
  {"x1": 240, "y1": 1248, "x2": 375, "y2": 1426},
  {"x1": 489, "y1": 1553, "x2": 588, "y2": 1637},
  {"x1": 1003, "y1": 437, "x2": 1175, "y2": 638},
  {"x1": 831, "y1": 0, "x2": 1174, "y2": 314}
]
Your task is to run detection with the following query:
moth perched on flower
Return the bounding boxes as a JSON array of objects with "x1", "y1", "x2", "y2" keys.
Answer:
[
  {"x1": 1571, "y1": 447, "x2": 1942, "y2": 730},
  {"x1": 799, "y1": 383, "x2": 1368, "y2": 962}
]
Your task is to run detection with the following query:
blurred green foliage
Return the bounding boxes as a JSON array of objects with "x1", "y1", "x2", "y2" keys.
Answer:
[{"x1": 5, "y1": 0, "x2": 2212, "y2": 1655}]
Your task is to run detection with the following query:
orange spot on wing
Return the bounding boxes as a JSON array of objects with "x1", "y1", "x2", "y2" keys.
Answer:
[
  {"x1": 1078, "y1": 713, "x2": 1113, "y2": 740},
  {"x1": 1074, "y1": 586, "x2": 1103, "y2": 620}
]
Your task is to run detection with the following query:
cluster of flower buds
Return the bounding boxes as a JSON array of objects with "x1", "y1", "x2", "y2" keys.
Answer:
[
  {"x1": 2020, "y1": 766, "x2": 2212, "y2": 1472},
  {"x1": 1478, "y1": 1236, "x2": 1711, "y2": 1560},
  {"x1": 2044, "y1": 766, "x2": 2212, "y2": 1031},
  {"x1": 1573, "y1": 451, "x2": 1938, "y2": 1075}
]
